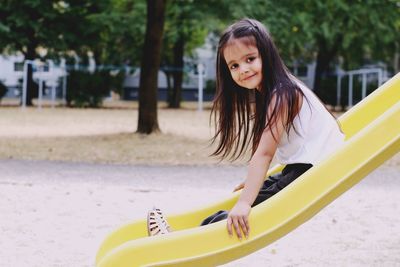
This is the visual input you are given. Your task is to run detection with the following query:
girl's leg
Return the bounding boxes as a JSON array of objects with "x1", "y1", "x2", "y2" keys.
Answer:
[
  {"x1": 199, "y1": 174, "x2": 282, "y2": 226},
  {"x1": 200, "y1": 163, "x2": 312, "y2": 226},
  {"x1": 252, "y1": 163, "x2": 312, "y2": 206},
  {"x1": 200, "y1": 210, "x2": 229, "y2": 226}
]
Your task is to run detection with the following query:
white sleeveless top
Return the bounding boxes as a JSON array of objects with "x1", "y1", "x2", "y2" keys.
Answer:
[{"x1": 275, "y1": 83, "x2": 345, "y2": 165}]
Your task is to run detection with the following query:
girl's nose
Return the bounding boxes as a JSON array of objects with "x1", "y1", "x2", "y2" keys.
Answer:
[{"x1": 240, "y1": 67, "x2": 250, "y2": 74}]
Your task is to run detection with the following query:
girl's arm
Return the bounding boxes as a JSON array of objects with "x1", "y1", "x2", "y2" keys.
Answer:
[{"x1": 227, "y1": 97, "x2": 287, "y2": 240}]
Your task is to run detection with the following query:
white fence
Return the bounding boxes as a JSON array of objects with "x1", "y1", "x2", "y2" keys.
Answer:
[
  {"x1": 21, "y1": 60, "x2": 67, "y2": 108},
  {"x1": 0, "y1": 56, "x2": 68, "y2": 108},
  {"x1": 336, "y1": 68, "x2": 387, "y2": 107},
  {"x1": 16, "y1": 61, "x2": 208, "y2": 110}
]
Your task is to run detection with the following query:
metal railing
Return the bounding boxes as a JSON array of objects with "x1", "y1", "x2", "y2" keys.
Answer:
[
  {"x1": 22, "y1": 60, "x2": 67, "y2": 108},
  {"x1": 337, "y1": 68, "x2": 384, "y2": 107}
]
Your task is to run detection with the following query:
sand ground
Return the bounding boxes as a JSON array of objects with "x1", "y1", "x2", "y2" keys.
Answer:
[
  {"x1": 0, "y1": 105, "x2": 399, "y2": 266},
  {"x1": 1, "y1": 160, "x2": 399, "y2": 267}
]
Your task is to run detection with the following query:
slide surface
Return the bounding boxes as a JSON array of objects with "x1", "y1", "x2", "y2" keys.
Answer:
[{"x1": 96, "y1": 73, "x2": 400, "y2": 267}]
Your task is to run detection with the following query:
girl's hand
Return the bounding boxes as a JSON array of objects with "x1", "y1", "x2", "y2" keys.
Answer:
[
  {"x1": 232, "y1": 181, "x2": 245, "y2": 192},
  {"x1": 227, "y1": 201, "x2": 251, "y2": 240}
]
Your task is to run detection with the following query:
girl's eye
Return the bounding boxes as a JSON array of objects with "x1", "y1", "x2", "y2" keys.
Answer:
[
  {"x1": 247, "y1": 57, "x2": 255, "y2": 63},
  {"x1": 230, "y1": 64, "x2": 238, "y2": 70}
]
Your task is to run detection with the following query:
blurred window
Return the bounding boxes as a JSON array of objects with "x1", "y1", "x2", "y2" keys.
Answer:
[{"x1": 14, "y1": 62, "x2": 24, "y2": 72}]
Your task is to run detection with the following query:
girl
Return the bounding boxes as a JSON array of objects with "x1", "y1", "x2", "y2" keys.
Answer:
[{"x1": 147, "y1": 18, "x2": 345, "y2": 239}]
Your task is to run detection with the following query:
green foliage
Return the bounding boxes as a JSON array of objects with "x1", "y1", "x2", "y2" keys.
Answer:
[
  {"x1": 161, "y1": 1, "x2": 224, "y2": 107},
  {"x1": 318, "y1": 76, "x2": 337, "y2": 105},
  {"x1": 0, "y1": 0, "x2": 107, "y2": 58},
  {"x1": 88, "y1": 0, "x2": 147, "y2": 65},
  {"x1": 66, "y1": 70, "x2": 124, "y2": 108},
  {"x1": 162, "y1": 1, "x2": 212, "y2": 65},
  {"x1": 220, "y1": 0, "x2": 399, "y2": 67},
  {"x1": 0, "y1": 80, "x2": 7, "y2": 101},
  {"x1": 0, "y1": 0, "x2": 111, "y2": 106},
  {"x1": 205, "y1": 79, "x2": 216, "y2": 95},
  {"x1": 1, "y1": 0, "x2": 398, "y2": 94},
  {"x1": 220, "y1": 0, "x2": 312, "y2": 61}
]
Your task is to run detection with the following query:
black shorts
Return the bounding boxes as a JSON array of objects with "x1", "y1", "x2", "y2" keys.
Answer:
[{"x1": 200, "y1": 163, "x2": 313, "y2": 226}]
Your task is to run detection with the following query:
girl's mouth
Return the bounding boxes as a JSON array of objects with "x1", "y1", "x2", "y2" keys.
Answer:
[{"x1": 242, "y1": 73, "x2": 256, "y2": 81}]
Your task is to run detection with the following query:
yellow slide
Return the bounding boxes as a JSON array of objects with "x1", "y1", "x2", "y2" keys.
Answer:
[{"x1": 96, "y1": 73, "x2": 400, "y2": 267}]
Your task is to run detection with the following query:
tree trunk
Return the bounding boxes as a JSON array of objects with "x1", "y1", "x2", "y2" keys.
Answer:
[
  {"x1": 313, "y1": 49, "x2": 330, "y2": 97},
  {"x1": 313, "y1": 36, "x2": 342, "y2": 98},
  {"x1": 23, "y1": 45, "x2": 38, "y2": 106},
  {"x1": 137, "y1": 0, "x2": 167, "y2": 134},
  {"x1": 164, "y1": 69, "x2": 173, "y2": 104},
  {"x1": 169, "y1": 36, "x2": 184, "y2": 108}
]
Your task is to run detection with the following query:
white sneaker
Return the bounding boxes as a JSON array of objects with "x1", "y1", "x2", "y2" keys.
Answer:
[{"x1": 147, "y1": 207, "x2": 171, "y2": 236}]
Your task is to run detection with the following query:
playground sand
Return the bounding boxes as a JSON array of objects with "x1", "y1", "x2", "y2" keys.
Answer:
[
  {"x1": 0, "y1": 106, "x2": 399, "y2": 266},
  {"x1": 0, "y1": 159, "x2": 399, "y2": 267},
  {"x1": 0, "y1": 107, "x2": 224, "y2": 165}
]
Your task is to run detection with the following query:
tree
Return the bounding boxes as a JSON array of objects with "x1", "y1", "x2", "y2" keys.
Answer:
[
  {"x1": 222, "y1": 0, "x2": 400, "y2": 97},
  {"x1": 161, "y1": 1, "x2": 216, "y2": 108},
  {"x1": 88, "y1": 0, "x2": 147, "y2": 65},
  {"x1": 0, "y1": 80, "x2": 7, "y2": 103},
  {"x1": 292, "y1": 0, "x2": 400, "y2": 95},
  {"x1": 137, "y1": 0, "x2": 167, "y2": 134},
  {"x1": 0, "y1": 0, "x2": 107, "y2": 106}
]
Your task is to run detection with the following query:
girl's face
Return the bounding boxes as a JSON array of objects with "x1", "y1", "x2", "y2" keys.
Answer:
[{"x1": 223, "y1": 39, "x2": 262, "y2": 90}]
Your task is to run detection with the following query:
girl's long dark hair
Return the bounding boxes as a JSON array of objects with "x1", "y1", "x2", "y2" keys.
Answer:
[{"x1": 211, "y1": 18, "x2": 305, "y2": 160}]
